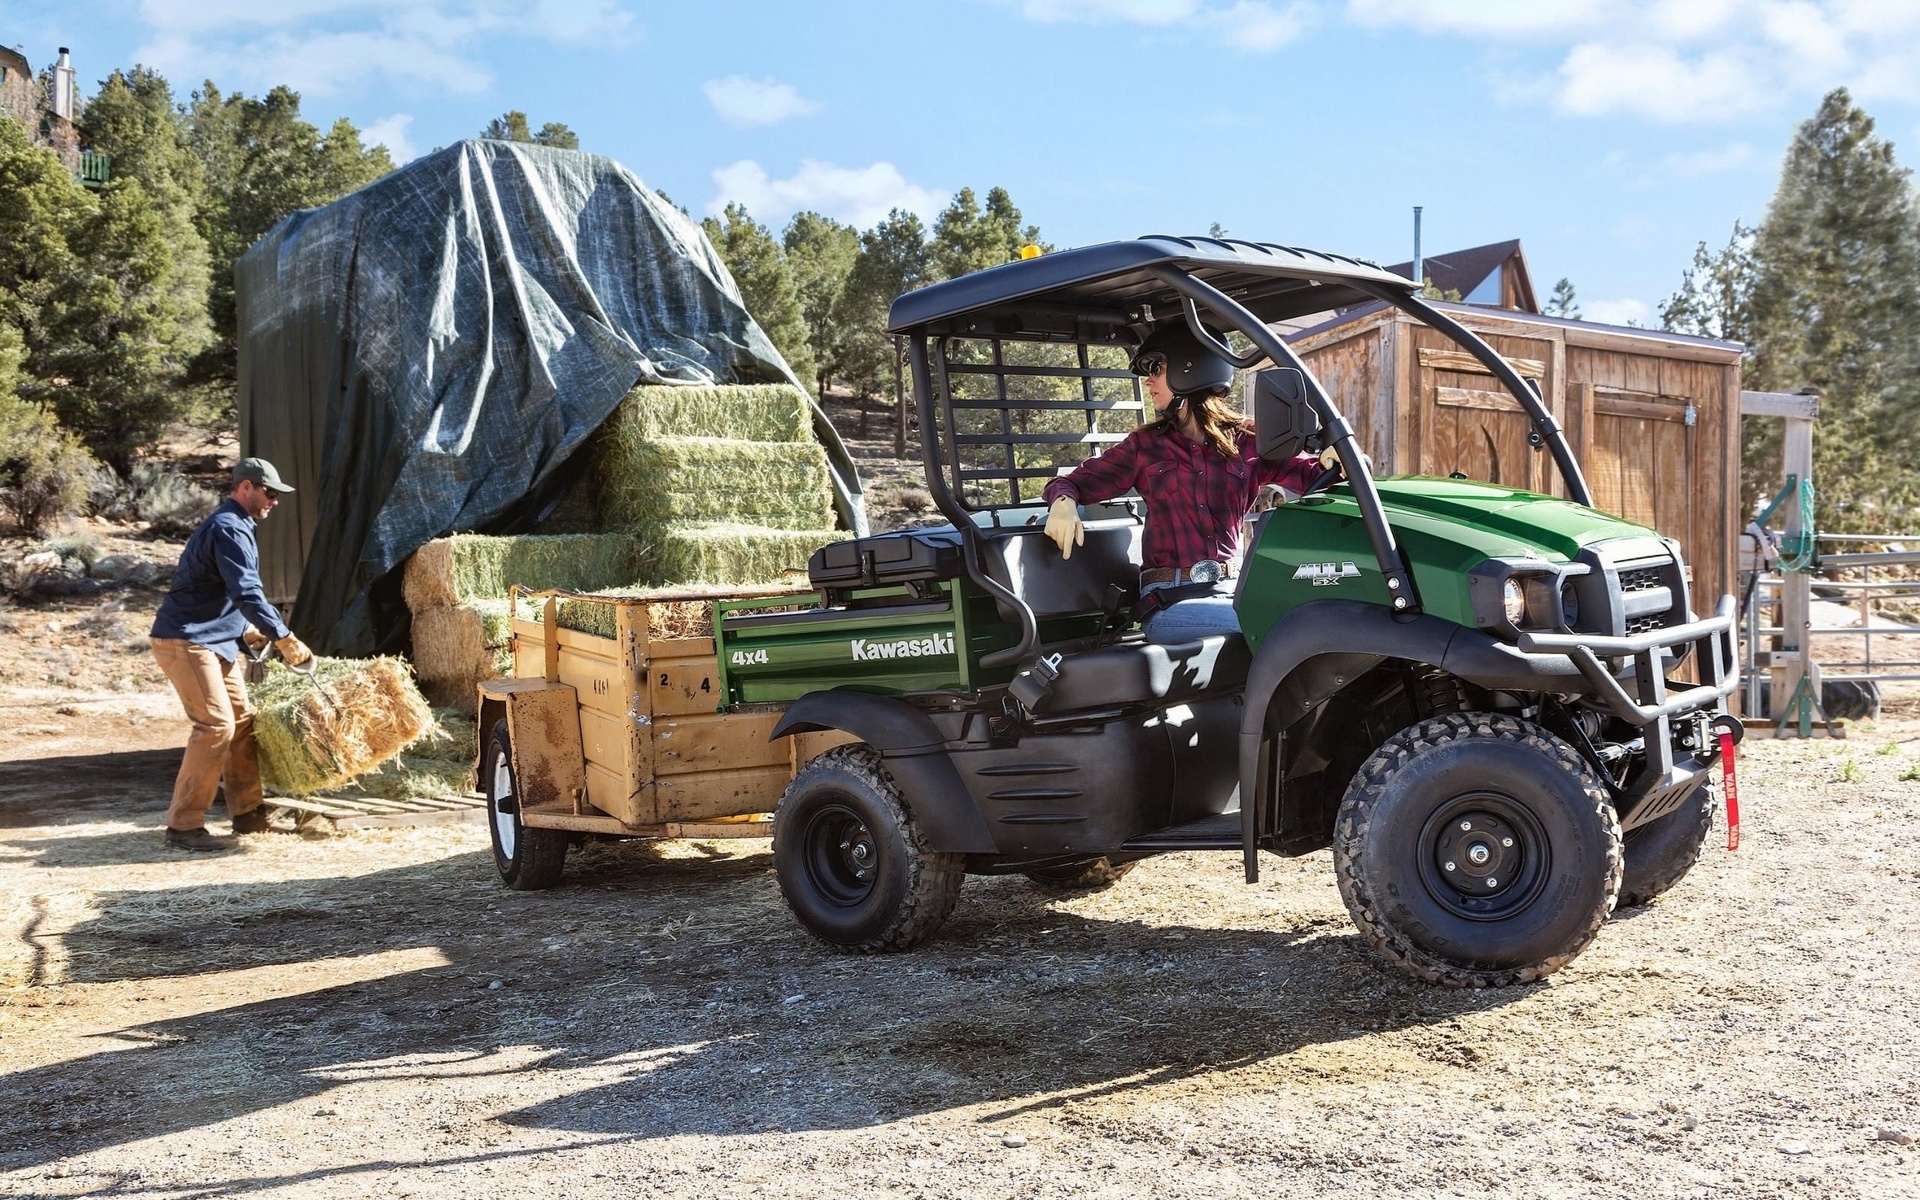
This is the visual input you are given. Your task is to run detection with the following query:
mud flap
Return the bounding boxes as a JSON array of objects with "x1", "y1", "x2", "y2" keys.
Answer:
[{"x1": 477, "y1": 678, "x2": 586, "y2": 813}]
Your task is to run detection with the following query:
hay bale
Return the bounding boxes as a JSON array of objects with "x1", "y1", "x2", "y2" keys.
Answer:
[
  {"x1": 411, "y1": 600, "x2": 514, "y2": 683},
  {"x1": 253, "y1": 657, "x2": 433, "y2": 796},
  {"x1": 597, "y1": 437, "x2": 833, "y2": 531},
  {"x1": 553, "y1": 582, "x2": 812, "y2": 640},
  {"x1": 641, "y1": 522, "x2": 846, "y2": 588},
  {"x1": 606, "y1": 383, "x2": 810, "y2": 443},
  {"x1": 349, "y1": 710, "x2": 477, "y2": 800},
  {"x1": 401, "y1": 534, "x2": 641, "y2": 611}
]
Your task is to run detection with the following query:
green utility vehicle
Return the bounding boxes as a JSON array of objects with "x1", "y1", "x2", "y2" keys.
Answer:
[{"x1": 716, "y1": 236, "x2": 1741, "y2": 987}]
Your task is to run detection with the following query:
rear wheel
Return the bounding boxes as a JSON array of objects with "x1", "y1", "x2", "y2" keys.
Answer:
[
  {"x1": 1334, "y1": 712, "x2": 1622, "y2": 988},
  {"x1": 484, "y1": 720, "x2": 568, "y2": 891},
  {"x1": 1025, "y1": 857, "x2": 1135, "y2": 890},
  {"x1": 773, "y1": 744, "x2": 964, "y2": 952},
  {"x1": 1617, "y1": 784, "x2": 1713, "y2": 907}
]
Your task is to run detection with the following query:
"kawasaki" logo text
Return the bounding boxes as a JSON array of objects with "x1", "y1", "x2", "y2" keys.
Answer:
[{"x1": 851, "y1": 633, "x2": 956, "y2": 662}]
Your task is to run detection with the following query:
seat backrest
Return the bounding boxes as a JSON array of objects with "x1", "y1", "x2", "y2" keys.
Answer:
[{"x1": 980, "y1": 517, "x2": 1142, "y2": 621}]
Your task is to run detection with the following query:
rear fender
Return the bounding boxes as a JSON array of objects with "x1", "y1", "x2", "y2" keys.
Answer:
[{"x1": 770, "y1": 691, "x2": 997, "y2": 854}]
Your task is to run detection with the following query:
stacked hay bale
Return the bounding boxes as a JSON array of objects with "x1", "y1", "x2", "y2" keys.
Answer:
[{"x1": 402, "y1": 383, "x2": 846, "y2": 706}]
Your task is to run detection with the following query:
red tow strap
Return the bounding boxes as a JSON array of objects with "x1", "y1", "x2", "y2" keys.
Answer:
[{"x1": 1717, "y1": 729, "x2": 1741, "y2": 851}]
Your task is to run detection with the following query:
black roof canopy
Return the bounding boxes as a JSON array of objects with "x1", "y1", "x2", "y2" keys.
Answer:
[{"x1": 887, "y1": 235, "x2": 1419, "y2": 339}]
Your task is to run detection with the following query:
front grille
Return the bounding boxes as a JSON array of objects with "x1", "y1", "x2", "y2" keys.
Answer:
[
  {"x1": 1625, "y1": 613, "x2": 1666, "y2": 636},
  {"x1": 1619, "y1": 566, "x2": 1666, "y2": 593}
]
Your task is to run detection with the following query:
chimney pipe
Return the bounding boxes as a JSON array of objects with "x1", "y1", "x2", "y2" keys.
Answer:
[
  {"x1": 52, "y1": 47, "x2": 74, "y2": 122},
  {"x1": 1412, "y1": 206, "x2": 1423, "y2": 294}
]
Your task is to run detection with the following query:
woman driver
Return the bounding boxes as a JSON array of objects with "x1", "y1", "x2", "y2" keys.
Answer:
[{"x1": 1040, "y1": 324, "x2": 1321, "y2": 644}]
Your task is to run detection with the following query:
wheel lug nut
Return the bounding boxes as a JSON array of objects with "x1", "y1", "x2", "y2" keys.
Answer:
[
  {"x1": 1502, "y1": 837, "x2": 1514, "y2": 847},
  {"x1": 1444, "y1": 861, "x2": 1457, "y2": 872},
  {"x1": 1487, "y1": 877, "x2": 1499, "y2": 888},
  {"x1": 1459, "y1": 821, "x2": 1472, "y2": 831}
]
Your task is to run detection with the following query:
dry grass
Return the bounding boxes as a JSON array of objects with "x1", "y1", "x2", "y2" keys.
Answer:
[
  {"x1": 400, "y1": 535, "x2": 641, "y2": 611},
  {"x1": 409, "y1": 601, "x2": 513, "y2": 684},
  {"x1": 253, "y1": 658, "x2": 433, "y2": 796}
]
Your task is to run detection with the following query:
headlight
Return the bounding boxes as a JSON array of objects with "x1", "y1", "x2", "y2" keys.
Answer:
[
  {"x1": 1502, "y1": 579, "x2": 1526, "y2": 626},
  {"x1": 1560, "y1": 582, "x2": 1580, "y2": 628}
]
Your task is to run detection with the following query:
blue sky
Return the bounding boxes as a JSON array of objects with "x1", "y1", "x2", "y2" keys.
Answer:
[{"x1": 14, "y1": 0, "x2": 1920, "y2": 325}]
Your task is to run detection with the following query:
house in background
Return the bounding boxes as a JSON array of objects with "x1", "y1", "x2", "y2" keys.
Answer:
[{"x1": 0, "y1": 44, "x2": 107, "y2": 186}]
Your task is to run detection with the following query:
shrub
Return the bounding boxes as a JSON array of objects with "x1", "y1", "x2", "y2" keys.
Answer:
[
  {"x1": 0, "y1": 395, "x2": 96, "y2": 535},
  {"x1": 128, "y1": 464, "x2": 219, "y2": 535},
  {"x1": 44, "y1": 532, "x2": 101, "y2": 566}
]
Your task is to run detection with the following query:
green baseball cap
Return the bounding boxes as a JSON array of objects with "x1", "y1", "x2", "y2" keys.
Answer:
[{"x1": 233, "y1": 457, "x2": 295, "y2": 493}]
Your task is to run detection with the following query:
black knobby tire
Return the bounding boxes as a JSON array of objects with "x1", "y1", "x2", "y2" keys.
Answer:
[
  {"x1": 1024, "y1": 857, "x2": 1136, "y2": 890},
  {"x1": 772, "y1": 744, "x2": 965, "y2": 952},
  {"x1": 483, "y1": 720, "x2": 569, "y2": 891},
  {"x1": 1333, "y1": 712, "x2": 1623, "y2": 988},
  {"x1": 1617, "y1": 784, "x2": 1713, "y2": 908}
]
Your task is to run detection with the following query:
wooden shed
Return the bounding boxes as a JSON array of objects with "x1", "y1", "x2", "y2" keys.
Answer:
[{"x1": 1284, "y1": 301, "x2": 1744, "y2": 608}]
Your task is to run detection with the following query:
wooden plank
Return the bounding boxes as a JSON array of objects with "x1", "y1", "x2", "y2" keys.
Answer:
[
  {"x1": 1595, "y1": 393, "x2": 1693, "y2": 423},
  {"x1": 331, "y1": 808, "x2": 487, "y2": 831},
  {"x1": 1740, "y1": 389, "x2": 1820, "y2": 419},
  {"x1": 1436, "y1": 386, "x2": 1522, "y2": 413},
  {"x1": 556, "y1": 642, "x2": 627, "y2": 718},
  {"x1": 578, "y1": 705, "x2": 629, "y2": 776},
  {"x1": 583, "y1": 759, "x2": 643, "y2": 825},
  {"x1": 1417, "y1": 347, "x2": 1546, "y2": 378},
  {"x1": 649, "y1": 710, "x2": 789, "y2": 776},
  {"x1": 655, "y1": 765, "x2": 793, "y2": 821},
  {"x1": 649, "y1": 656, "x2": 724, "y2": 717},
  {"x1": 519, "y1": 809, "x2": 632, "y2": 834}
]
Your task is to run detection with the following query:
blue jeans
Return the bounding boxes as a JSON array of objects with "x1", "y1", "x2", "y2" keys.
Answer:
[{"x1": 1141, "y1": 581, "x2": 1240, "y2": 645}]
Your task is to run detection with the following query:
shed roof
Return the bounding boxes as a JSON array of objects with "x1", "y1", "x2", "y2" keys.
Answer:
[{"x1": 1384, "y1": 238, "x2": 1537, "y2": 313}]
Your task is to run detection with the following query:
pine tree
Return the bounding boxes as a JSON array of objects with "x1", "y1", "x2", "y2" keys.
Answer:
[
  {"x1": 701, "y1": 203, "x2": 815, "y2": 389},
  {"x1": 1745, "y1": 88, "x2": 1920, "y2": 531},
  {"x1": 481, "y1": 112, "x2": 580, "y2": 149},
  {"x1": 1659, "y1": 224, "x2": 1755, "y2": 344},
  {"x1": 1545, "y1": 277, "x2": 1580, "y2": 319},
  {"x1": 782, "y1": 211, "x2": 859, "y2": 397},
  {"x1": 930, "y1": 186, "x2": 1040, "y2": 281}
]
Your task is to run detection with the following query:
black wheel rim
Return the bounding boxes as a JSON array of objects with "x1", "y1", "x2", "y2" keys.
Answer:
[
  {"x1": 801, "y1": 801, "x2": 880, "y2": 908},
  {"x1": 1414, "y1": 791, "x2": 1551, "y2": 922}
]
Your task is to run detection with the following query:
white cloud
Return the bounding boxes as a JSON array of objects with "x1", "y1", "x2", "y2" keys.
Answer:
[
  {"x1": 994, "y1": 0, "x2": 1309, "y2": 52},
  {"x1": 131, "y1": 0, "x2": 635, "y2": 97},
  {"x1": 708, "y1": 160, "x2": 944, "y2": 229},
  {"x1": 363, "y1": 113, "x2": 418, "y2": 162},
  {"x1": 1209, "y1": 1, "x2": 1315, "y2": 51},
  {"x1": 1584, "y1": 297, "x2": 1651, "y2": 326},
  {"x1": 1557, "y1": 42, "x2": 1764, "y2": 123},
  {"x1": 1344, "y1": 0, "x2": 1614, "y2": 37},
  {"x1": 702, "y1": 76, "x2": 819, "y2": 127}
]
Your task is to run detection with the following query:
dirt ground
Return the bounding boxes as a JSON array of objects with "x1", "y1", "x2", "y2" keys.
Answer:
[{"x1": 3, "y1": 622, "x2": 1919, "y2": 1197}]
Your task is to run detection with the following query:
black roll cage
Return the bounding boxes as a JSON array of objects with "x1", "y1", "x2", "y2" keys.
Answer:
[{"x1": 901, "y1": 255, "x2": 1596, "y2": 670}]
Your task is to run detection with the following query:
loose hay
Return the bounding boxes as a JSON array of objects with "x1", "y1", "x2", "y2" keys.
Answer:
[
  {"x1": 552, "y1": 581, "x2": 812, "y2": 640},
  {"x1": 602, "y1": 383, "x2": 810, "y2": 443},
  {"x1": 253, "y1": 657, "x2": 433, "y2": 796},
  {"x1": 348, "y1": 710, "x2": 477, "y2": 800},
  {"x1": 410, "y1": 600, "x2": 514, "y2": 683},
  {"x1": 402, "y1": 534, "x2": 641, "y2": 611},
  {"x1": 639, "y1": 522, "x2": 846, "y2": 589},
  {"x1": 598, "y1": 438, "x2": 833, "y2": 531}
]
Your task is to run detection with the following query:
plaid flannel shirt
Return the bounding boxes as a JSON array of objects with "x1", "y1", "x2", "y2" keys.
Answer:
[{"x1": 1041, "y1": 424, "x2": 1320, "y2": 572}]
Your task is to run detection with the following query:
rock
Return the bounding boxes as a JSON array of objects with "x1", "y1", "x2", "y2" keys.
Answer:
[
  {"x1": 13, "y1": 551, "x2": 99, "y2": 596},
  {"x1": 1001, "y1": 1134, "x2": 1027, "y2": 1149},
  {"x1": 1777, "y1": 1142, "x2": 1810, "y2": 1156},
  {"x1": 1683, "y1": 1115, "x2": 1699, "y2": 1131},
  {"x1": 488, "y1": 979, "x2": 504, "y2": 990},
  {"x1": 89, "y1": 554, "x2": 161, "y2": 585},
  {"x1": 1879, "y1": 1128, "x2": 1914, "y2": 1146}
]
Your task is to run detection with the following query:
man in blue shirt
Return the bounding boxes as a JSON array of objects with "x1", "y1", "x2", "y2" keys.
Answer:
[{"x1": 149, "y1": 458, "x2": 313, "y2": 851}]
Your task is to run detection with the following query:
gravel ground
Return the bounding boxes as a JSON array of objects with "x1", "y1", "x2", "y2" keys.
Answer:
[{"x1": 3, "y1": 700, "x2": 1918, "y2": 1199}]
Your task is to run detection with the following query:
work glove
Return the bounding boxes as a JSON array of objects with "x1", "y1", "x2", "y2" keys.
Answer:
[
  {"x1": 242, "y1": 627, "x2": 269, "y2": 655},
  {"x1": 1045, "y1": 496, "x2": 1084, "y2": 560},
  {"x1": 274, "y1": 635, "x2": 314, "y2": 669},
  {"x1": 1252, "y1": 483, "x2": 1302, "y2": 513},
  {"x1": 1318, "y1": 446, "x2": 1374, "y2": 476}
]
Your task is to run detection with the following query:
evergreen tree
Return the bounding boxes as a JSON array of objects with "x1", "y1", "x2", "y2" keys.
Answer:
[
  {"x1": 1545, "y1": 277, "x2": 1580, "y2": 319},
  {"x1": 930, "y1": 186, "x2": 1040, "y2": 281},
  {"x1": 481, "y1": 111, "x2": 580, "y2": 149},
  {"x1": 1744, "y1": 88, "x2": 1920, "y2": 531},
  {"x1": 701, "y1": 202, "x2": 815, "y2": 389},
  {"x1": 834, "y1": 208, "x2": 931, "y2": 401},
  {"x1": 782, "y1": 211, "x2": 859, "y2": 397},
  {"x1": 1659, "y1": 223, "x2": 1755, "y2": 344},
  {"x1": 186, "y1": 84, "x2": 393, "y2": 394}
]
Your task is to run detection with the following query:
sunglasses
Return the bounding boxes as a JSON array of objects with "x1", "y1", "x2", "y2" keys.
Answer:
[{"x1": 1130, "y1": 352, "x2": 1166, "y2": 378}]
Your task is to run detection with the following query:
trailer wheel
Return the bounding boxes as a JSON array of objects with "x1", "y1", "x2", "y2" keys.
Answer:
[
  {"x1": 484, "y1": 720, "x2": 568, "y2": 891},
  {"x1": 1024, "y1": 857, "x2": 1135, "y2": 890},
  {"x1": 1334, "y1": 712, "x2": 1622, "y2": 988},
  {"x1": 1617, "y1": 783, "x2": 1713, "y2": 908},
  {"x1": 773, "y1": 744, "x2": 964, "y2": 952}
]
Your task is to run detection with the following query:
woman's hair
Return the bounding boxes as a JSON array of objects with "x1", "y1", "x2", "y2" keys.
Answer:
[{"x1": 1149, "y1": 387, "x2": 1242, "y2": 459}]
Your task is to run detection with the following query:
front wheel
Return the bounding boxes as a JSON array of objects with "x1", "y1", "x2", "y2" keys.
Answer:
[
  {"x1": 773, "y1": 744, "x2": 964, "y2": 952},
  {"x1": 1618, "y1": 784, "x2": 1713, "y2": 907},
  {"x1": 1334, "y1": 712, "x2": 1622, "y2": 988},
  {"x1": 484, "y1": 720, "x2": 569, "y2": 891}
]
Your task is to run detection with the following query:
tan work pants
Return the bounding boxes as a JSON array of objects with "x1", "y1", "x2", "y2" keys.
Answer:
[{"x1": 150, "y1": 638, "x2": 264, "y2": 831}]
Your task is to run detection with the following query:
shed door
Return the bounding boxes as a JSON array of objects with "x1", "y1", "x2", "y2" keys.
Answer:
[
  {"x1": 1582, "y1": 385, "x2": 1697, "y2": 536},
  {"x1": 1413, "y1": 340, "x2": 1556, "y2": 494}
]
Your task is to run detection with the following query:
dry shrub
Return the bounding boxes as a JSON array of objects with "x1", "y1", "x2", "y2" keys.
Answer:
[{"x1": 0, "y1": 397, "x2": 95, "y2": 535}]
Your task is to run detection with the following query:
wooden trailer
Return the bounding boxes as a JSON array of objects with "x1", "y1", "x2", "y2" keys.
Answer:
[
  {"x1": 1286, "y1": 301, "x2": 1743, "y2": 609},
  {"x1": 476, "y1": 587, "x2": 853, "y2": 840}
]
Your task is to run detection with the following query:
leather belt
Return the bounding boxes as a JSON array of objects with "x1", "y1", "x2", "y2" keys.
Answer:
[{"x1": 1140, "y1": 561, "x2": 1233, "y2": 586}]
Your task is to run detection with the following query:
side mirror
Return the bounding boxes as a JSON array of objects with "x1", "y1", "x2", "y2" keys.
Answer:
[{"x1": 1253, "y1": 367, "x2": 1321, "y2": 462}]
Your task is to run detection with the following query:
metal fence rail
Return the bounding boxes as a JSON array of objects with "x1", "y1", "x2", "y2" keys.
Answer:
[{"x1": 1740, "y1": 533, "x2": 1920, "y2": 715}]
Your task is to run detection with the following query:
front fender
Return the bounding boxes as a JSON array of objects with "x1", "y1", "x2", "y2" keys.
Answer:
[{"x1": 770, "y1": 691, "x2": 996, "y2": 854}]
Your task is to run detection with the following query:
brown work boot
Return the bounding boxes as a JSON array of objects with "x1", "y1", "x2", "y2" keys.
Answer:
[
  {"x1": 230, "y1": 806, "x2": 278, "y2": 834},
  {"x1": 165, "y1": 826, "x2": 238, "y2": 853}
]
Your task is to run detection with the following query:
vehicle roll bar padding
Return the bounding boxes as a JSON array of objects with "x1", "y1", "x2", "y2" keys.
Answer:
[
  {"x1": 1359, "y1": 286, "x2": 1596, "y2": 510},
  {"x1": 770, "y1": 691, "x2": 998, "y2": 853},
  {"x1": 1145, "y1": 265, "x2": 1421, "y2": 615}
]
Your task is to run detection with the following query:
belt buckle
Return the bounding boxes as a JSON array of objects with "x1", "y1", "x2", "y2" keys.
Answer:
[{"x1": 1187, "y1": 559, "x2": 1223, "y2": 585}]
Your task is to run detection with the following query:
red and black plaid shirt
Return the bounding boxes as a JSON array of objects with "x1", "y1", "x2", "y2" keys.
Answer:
[{"x1": 1041, "y1": 424, "x2": 1320, "y2": 572}]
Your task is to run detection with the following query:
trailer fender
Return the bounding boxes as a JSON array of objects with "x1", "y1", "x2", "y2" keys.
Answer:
[{"x1": 771, "y1": 691, "x2": 997, "y2": 854}]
